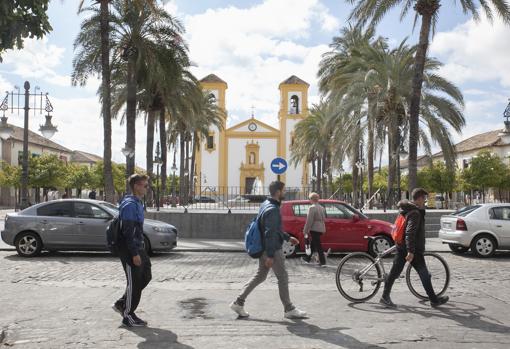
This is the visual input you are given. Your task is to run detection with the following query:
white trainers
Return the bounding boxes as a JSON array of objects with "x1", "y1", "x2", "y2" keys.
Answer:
[
  {"x1": 230, "y1": 302, "x2": 249, "y2": 318},
  {"x1": 284, "y1": 307, "x2": 308, "y2": 319}
]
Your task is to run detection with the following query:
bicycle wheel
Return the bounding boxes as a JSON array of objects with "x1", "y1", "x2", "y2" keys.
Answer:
[
  {"x1": 406, "y1": 252, "x2": 450, "y2": 300},
  {"x1": 336, "y1": 252, "x2": 383, "y2": 303}
]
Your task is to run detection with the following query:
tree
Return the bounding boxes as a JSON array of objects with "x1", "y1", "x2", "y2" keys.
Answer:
[
  {"x1": 28, "y1": 154, "x2": 67, "y2": 202},
  {"x1": 419, "y1": 161, "x2": 456, "y2": 207},
  {"x1": 0, "y1": 162, "x2": 21, "y2": 205},
  {"x1": 462, "y1": 151, "x2": 507, "y2": 202},
  {"x1": 64, "y1": 164, "x2": 92, "y2": 198},
  {"x1": 0, "y1": 0, "x2": 52, "y2": 61},
  {"x1": 348, "y1": 0, "x2": 510, "y2": 192}
]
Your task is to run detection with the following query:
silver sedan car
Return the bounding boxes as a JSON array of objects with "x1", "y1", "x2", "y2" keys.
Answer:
[
  {"x1": 1, "y1": 199, "x2": 178, "y2": 257},
  {"x1": 439, "y1": 204, "x2": 510, "y2": 258}
]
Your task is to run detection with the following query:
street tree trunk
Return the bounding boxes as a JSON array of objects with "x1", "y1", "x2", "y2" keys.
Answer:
[
  {"x1": 190, "y1": 131, "x2": 198, "y2": 198},
  {"x1": 179, "y1": 131, "x2": 186, "y2": 204},
  {"x1": 408, "y1": 1, "x2": 438, "y2": 192},
  {"x1": 367, "y1": 96, "x2": 376, "y2": 208},
  {"x1": 100, "y1": 0, "x2": 115, "y2": 203},
  {"x1": 159, "y1": 107, "x2": 167, "y2": 195},
  {"x1": 146, "y1": 110, "x2": 155, "y2": 206},
  {"x1": 125, "y1": 55, "x2": 137, "y2": 190}
]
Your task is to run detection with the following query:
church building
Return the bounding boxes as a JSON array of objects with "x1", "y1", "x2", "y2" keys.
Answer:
[{"x1": 194, "y1": 74, "x2": 310, "y2": 194}]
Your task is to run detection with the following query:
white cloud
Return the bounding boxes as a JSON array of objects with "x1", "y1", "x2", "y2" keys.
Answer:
[
  {"x1": 431, "y1": 11, "x2": 510, "y2": 87},
  {"x1": 184, "y1": 0, "x2": 339, "y2": 127},
  {"x1": 1, "y1": 38, "x2": 72, "y2": 88}
]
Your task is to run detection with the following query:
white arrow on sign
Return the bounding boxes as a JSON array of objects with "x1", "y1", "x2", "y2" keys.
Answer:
[{"x1": 272, "y1": 162, "x2": 286, "y2": 170}]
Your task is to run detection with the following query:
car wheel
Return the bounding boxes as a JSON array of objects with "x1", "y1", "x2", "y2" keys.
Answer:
[
  {"x1": 369, "y1": 235, "x2": 393, "y2": 257},
  {"x1": 144, "y1": 236, "x2": 153, "y2": 256},
  {"x1": 471, "y1": 234, "x2": 497, "y2": 258},
  {"x1": 15, "y1": 231, "x2": 42, "y2": 257},
  {"x1": 282, "y1": 238, "x2": 298, "y2": 258},
  {"x1": 448, "y1": 244, "x2": 469, "y2": 254}
]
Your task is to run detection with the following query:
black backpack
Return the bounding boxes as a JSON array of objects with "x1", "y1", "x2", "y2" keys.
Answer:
[{"x1": 106, "y1": 215, "x2": 122, "y2": 255}]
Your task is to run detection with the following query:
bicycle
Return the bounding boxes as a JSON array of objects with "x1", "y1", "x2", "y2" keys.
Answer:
[{"x1": 335, "y1": 236, "x2": 450, "y2": 303}]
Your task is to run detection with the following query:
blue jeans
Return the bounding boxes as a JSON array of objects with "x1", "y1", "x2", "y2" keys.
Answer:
[{"x1": 383, "y1": 246, "x2": 439, "y2": 303}]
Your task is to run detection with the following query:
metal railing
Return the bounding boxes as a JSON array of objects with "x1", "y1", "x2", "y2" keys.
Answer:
[{"x1": 155, "y1": 185, "x2": 345, "y2": 212}]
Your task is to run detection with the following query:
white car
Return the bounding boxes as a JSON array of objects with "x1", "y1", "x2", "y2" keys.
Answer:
[
  {"x1": 439, "y1": 204, "x2": 510, "y2": 258},
  {"x1": 228, "y1": 196, "x2": 250, "y2": 206}
]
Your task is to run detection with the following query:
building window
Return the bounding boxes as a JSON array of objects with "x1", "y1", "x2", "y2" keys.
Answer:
[
  {"x1": 289, "y1": 95, "x2": 300, "y2": 114},
  {"x1": 462, "y1": 159, "x2": 469, "y2": 169},
  {"x1": 206, "y1": 135, "x2": 214, "y2": 150},
  {"x1": 249, "y1": 152, "x2": 256, "y2": 165}
]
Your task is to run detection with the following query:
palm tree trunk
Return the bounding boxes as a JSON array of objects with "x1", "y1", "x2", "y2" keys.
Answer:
[
  {"x1": 367, "y1": 98, "x2": 375, "y2": 208},
  {"x1": 125, "y1": 55, "x2": 137, "y2": 188},
  {"x1": 179, "y1": 132, "x2": 186, "y2": 204},
  {"x1": 408, "y1": 1, "x2": 439, "y2": 192},
  {"x1": 185, "y1": 133, "x2": 191, "y2": 198},
  {"x1": 317, "y1": 156, "x2": 322, "y2": 196},
  {"x1": 311, "y1": 158, "x2": 316, "y2": 192},
  {"x1": 190, "y1": 132, "x2": 198, "y2": 198},
  {"x1": 387, "y1": 131, "x2": 395, "y2": 208},
  {"x1": 159, "y1": 107, "x2": 167, "y2": 195},
  {"x1": 146, "y1": 110, "x2": 155, "y2": 205},
  {"x1": 352, "y1": 150, "x2": 359, "y2": 208},
  {"x1": 100, "y1": 0, "x2": 115, "y2": 203}
]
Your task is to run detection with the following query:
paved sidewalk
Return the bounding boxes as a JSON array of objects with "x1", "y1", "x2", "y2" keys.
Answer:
[{"x1": 1, "y1": 250, "x2": 509, "y2": 348}]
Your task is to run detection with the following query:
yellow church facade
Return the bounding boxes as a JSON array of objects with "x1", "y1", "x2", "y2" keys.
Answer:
[{"x1": 194, "y1": 74, "x2": 310, "y2": 194}]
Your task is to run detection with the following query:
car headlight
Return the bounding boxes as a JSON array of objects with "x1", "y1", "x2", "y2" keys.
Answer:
[{"x1": 152, "y1": 226, "x2": 176, "y2": 233}]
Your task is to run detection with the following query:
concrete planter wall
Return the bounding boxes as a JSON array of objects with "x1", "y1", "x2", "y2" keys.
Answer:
[{"x1": 146, "y1": 210, "x2": 454, "y2": 240}]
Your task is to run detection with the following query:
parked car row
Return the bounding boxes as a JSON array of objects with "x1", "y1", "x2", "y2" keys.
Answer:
[{"x1": 2, "y1": 198, "x2": 507, "y2": 259}]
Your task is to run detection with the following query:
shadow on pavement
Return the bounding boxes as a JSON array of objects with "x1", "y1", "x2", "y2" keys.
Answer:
[
  {"x1": 246, "y1": 318, "x2": 384, "y2": 349},
  {"x1": 349, "y1": 300, "x2": 510, "y2": 334},
  {"x1": 125, "y1": 326, "x2": 194, "y2": 349}
]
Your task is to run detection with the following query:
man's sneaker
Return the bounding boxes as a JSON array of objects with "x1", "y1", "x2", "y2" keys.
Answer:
[
  {"x1": 301, "y1": 257, "x2": 311, "y2": 264},
  {"x1": 230, "y1": 302, "x2": 249, "y2": 318},
  {"x1": 131, "y1": 313, "x2": 148, "y2": 326},
  {"x1": 431, "y1": 296, "x2": 449, "y2": 308},
  {"x1": 379, "y1": 295, "x2": 397, "y2": 308},
  {"x1": 284, "y1": 307, "x2": 308, "y2": 319},
  {"x1": 122, "y1": 315, "x2": 145, "y2": 328},
  {"x1": 112, "y1": 302, "x2": 124, "y2": 316}
]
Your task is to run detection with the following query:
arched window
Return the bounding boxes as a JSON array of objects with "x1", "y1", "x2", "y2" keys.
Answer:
[{"x1": 289, "y1": 95, "x2": 299, "y2": 114}]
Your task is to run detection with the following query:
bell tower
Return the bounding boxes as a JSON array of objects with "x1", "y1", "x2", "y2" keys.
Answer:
[
  {"x1": 198, "y1": 74, "x2": 228, "y2": 189},
  {"x1": 278, "y1": 75, "x2": 309, "y2": 186}
]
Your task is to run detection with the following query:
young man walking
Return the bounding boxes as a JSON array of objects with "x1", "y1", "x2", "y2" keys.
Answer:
[
  {"x1": 380, "y1": 188, "x2": 449, "y2": 308},
  {"x1": 230, "y1": 181, "x2": 307, "y2": 319},
  {"x1": 113, "y1": 174, "x2": 152, "y2": 327}
]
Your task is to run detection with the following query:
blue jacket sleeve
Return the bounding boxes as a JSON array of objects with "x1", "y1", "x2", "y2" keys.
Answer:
[{"x1": 120, "y1": 204, "x2": 139, "y2": 257}]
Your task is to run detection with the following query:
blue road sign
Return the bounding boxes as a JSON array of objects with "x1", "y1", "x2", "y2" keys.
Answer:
[{"x1": 271, "y1": 157, "x2": 288, "y2": 175}]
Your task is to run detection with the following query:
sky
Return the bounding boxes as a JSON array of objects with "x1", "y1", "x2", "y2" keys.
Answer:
[{"x1": 1, "y1": 0, "x2": 509, "y2": 171}]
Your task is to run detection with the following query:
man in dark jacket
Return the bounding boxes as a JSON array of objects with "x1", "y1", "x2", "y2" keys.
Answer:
[
  {"x1": 230, "y1": 181, "x2": 307, "y2": 319},
  {"x1": 113, "y1": 174, "x2": 152, "y2": 327},
  {"x1": 380, "y1": 188, "x2": 449, "y2": 308}
]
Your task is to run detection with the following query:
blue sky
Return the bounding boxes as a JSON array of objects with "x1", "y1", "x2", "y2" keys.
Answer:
[{"x1": 1, "y1": 0, "x2": 509, "y2": 170}]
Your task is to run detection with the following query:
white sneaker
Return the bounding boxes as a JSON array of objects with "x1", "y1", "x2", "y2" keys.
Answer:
[
  {"x1": 284, "y1": 307, "x2": 308, "y2": 319},
  {"x1": 230, "y1": 302, "x2": 249, "y2": 318}
]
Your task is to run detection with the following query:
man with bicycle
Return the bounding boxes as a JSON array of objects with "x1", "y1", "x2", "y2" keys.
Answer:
[{"x1": 380, "y1": 188, "x2": 449, "y2": 308}]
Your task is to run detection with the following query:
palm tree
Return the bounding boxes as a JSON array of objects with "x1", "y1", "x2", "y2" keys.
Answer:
[
  {"x1": 75, "y1": 1, "x2": 188, "y2": 194},
  {"x1": 77, "y1": 0, "x2": 157, "y2": 202},
  {"x1": 290, "y1": 103, "x2": 334, "y2": 196},
  {"x1": 348, "y1": 0, "x2": 510, "y2": 191}
]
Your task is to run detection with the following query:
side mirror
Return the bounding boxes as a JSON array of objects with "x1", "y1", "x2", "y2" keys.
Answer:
[{"x1": 352, "y1": 214, "x2": 360, "y2": 222}]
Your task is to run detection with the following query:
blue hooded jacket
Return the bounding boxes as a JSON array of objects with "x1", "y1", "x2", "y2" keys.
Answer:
[{"x1": 119, "y1": 195, "x2": 144, "y2": 256}]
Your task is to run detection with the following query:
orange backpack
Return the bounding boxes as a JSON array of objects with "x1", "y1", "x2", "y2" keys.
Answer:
[{"x1": 391, "y1": 214, "x2": 407, "y2": 245}]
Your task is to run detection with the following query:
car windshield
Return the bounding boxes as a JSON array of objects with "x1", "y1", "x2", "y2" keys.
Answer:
[
  {"x1": 339, "y1": 203, "x2": 368, "y2": 219},
  {"x1": 98, "y1": 202, "x2": 119, "y2": 214},
  {"x1": 452, "y1": 205, "x2": 481, "y2": 217}
]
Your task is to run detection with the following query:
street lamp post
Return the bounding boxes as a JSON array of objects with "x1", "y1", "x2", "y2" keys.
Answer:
[
  {"x1": 154, "y1": 141, "x2": 162, "y2": 211},
  {"x1": 396, "y1": 128, "x2": 408, "y2": 204},
  {"x1": 171, "y1": 149, "x2": 177, "y2": 207},
  {"x1": 0, "y1": 81, "x2": 57, "y2": 209},
  {"x1": 356, "y1": 143, "x2": 365, "y2": 209}
]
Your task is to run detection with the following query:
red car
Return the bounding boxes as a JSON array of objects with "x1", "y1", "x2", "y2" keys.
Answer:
[{"x1": 280, "y1": 200, "x2": 393, "y2": 257}]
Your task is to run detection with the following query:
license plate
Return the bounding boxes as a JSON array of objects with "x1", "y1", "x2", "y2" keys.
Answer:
[{"x1": 443, "y1": 222, "x2": 451, "y2": 228}]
